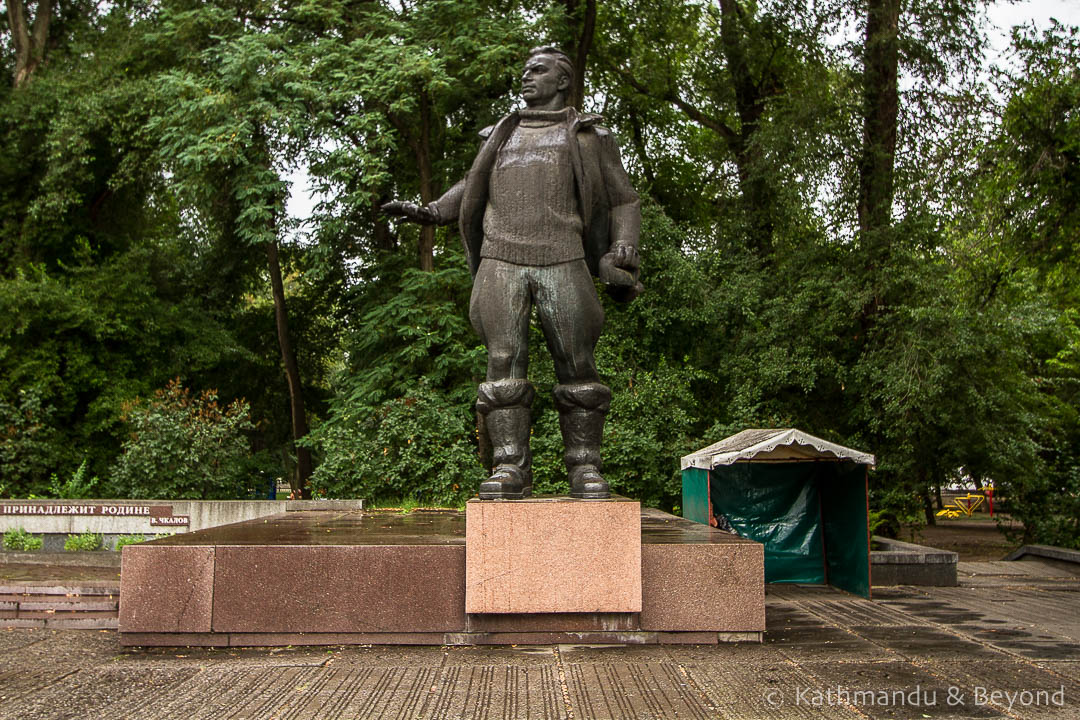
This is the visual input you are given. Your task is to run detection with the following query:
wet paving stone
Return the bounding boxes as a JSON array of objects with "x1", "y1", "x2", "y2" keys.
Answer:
[
  {"x1": 795, "y1": 661, "x2": 1005, "y2": 719},
  {"x1": 849, "y1": 625, "x2": 1007, "y2": 661},
  {"x1": 2, "y1": 558, "x2": 1079, "y2": 718},
  {"x1": 771, "y1": 624, "x2": 901, "y2": 662},
  {"x1": 923, "y1": 659, "x2": 1080, "y2": 719}
]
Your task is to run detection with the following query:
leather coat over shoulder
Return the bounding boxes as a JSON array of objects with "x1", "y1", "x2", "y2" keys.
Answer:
[{"x1": 428, "y1": 108, "x2": 641, "y2": 279}]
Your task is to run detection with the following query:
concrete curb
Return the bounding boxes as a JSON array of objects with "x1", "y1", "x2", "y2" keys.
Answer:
[{"x1": 1003, "y1": 544, "x2": 1080, "y2": 564}]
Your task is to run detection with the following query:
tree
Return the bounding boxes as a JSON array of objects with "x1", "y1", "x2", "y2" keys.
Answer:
[
  {"x1": 4, "y1": 0, "x2": 51, "y2": 87},
  {"x1": 955, "y1": 21, "x2": 1080, "y2": 546},
  {"x1": 147, "y1": 2, "x2": 322, "y2": 495}
]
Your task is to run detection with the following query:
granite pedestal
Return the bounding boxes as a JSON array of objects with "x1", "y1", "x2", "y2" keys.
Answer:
[
  {"x1": 466, "y1": 496, "x2": 641, "y2": 614},
  {"x1": 119, "y1": 503, "x2": 765, "y2": 646}
]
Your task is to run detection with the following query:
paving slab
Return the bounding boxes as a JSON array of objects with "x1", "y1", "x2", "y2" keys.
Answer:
[
  {"x1": 556, "y1": 643, "x2": 673, "y2": 665},
  {"x1": 795, "y1": 661, "x2": 1005, "y2": 719},
  {"x1": 2, "y1": 558, "x2": 1080, "y2": 718},
  {"x1": 564, "y1": 662, "x2": 710, "y2": 719},
  {"x1": 664, "y1": 640, "x2": 787, "y2": 665},
  {"x1": 793, "y1": 595, "x2": 920, "y2": 626},
  {"x1": 433, "y1": 664, "x2": 566, "y2": 720},
  {"x1": 0, "y1": 668, "x2": 200, "y2": 720},
  {"x1": 848, "y1": 624, "x2": 1005, "y2": 661},
  {"x1": 1040, "y1": 661, "x2": 1080, "y2": 683},
  {"x1": 772, "y1": 624, "x2": 901, "y2": 662},
  {"x1": 922, "y1": 659, "x2": 1080, "y2": 719},
  {"x1": 682, "y1": 660, "x2": 863, "y2": 719}
]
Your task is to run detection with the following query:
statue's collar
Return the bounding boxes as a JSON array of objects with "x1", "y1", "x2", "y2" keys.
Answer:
[
  {"x1": 514, "y1": 106, "x2": 603, "y2": 129},
  {"x1": 517, "y1": 106, "x2": 573, "y2": 127}
]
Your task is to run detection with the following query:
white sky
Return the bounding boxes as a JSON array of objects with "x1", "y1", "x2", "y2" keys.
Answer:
[{"x1": 284, "y1": 0, "x2": 1080, "y2": 224}]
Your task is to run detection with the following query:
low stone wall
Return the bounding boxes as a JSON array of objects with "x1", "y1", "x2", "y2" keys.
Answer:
[
  {"x1": 1, "y1": 499, "x2": 363, "y2": 551},
  {"x1": 1003, "y1": 544, "x2": 1080, "y2": 565},
  {"x1": 871, "y1": 535, "x2": 958, "y2": 586}
]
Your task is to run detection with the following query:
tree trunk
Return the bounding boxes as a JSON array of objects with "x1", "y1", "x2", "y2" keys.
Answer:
[
  {"x1": 717, "y1": 0, "x2": 775, "y2": 252},
  {"x1": 920, "y1": 468, "x2": 936, "y2": 525},
  {"x1": 416, "y1": 91, "x2": 435, "y2": 271},
  {"x1": 858, "y1": 0, "x2": 900, "y2": 239},
  {"x1": 563, "y1": 0, "x2": 596, "y2": 111},
  {"x1": 5, "y1": 0, "x2": 51, "y2": 88},
  {"x1": 266, "y1": 240, "x2": 314, "y2": 497}
]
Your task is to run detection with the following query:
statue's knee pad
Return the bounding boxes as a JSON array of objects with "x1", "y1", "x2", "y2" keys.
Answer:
[
  {"x1": 553, "y1": 383, "x2": 612, "y2": 414},
  {"x1": 476, "y1": 379, "x2": 536, "y2": 414}
]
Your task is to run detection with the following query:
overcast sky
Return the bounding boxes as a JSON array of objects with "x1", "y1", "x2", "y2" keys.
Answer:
[{"x1": 285, "y1": 0, "x2": 1080, "y2": 223}]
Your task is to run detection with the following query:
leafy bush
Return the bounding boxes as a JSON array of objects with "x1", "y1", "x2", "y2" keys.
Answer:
[
  {"x1": 3, "y1": 527, "x2": 44, "y2": 551},
  {"x1": 309, "y1": 380, "x2": 484, "y2": 506},
  {"x1": 64, "y1": 531, "x2": 102, "y2": 551},
  {"x1": 306, "y1": 261, "x2": 486, "y2": 506},
  {"x1": 113, "y1": 534, "x2": 147, "y2": 550},
  {"x1": 48, "y1": 459, "x2": 99, "y2": 499},
  {"x1": 111, "y1": 379, "x2": 255, "y2": 499}
]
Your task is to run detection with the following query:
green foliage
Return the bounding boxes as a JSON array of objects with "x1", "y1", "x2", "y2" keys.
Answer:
[
  {"x1": 114, "y1": 534, "x2": 147, "y2": 550},
  {"x1": 111, "y1": 379, "x2": 255, "y2": 500},
  {"x1": 0, "y1": 387, "x2": 61, "y2": 497},
  {"x1": 306, "y1": 260, "x2": 485, "y2": 505},
  {"x1": 63, "y1": 531, "x2": 102, "y2": 552},
  {"x1": 2, "y1": 528, "x2": 43, "y2": 551},
  {"x1": 309, "y1": 379, "x2": 483, "y2": 506},
  {"x1": 0, "y1": 0, "x2": 1076, "y2": 551},
  {"x1": 48, "y1": 459, "x2": 99, "y2": 500}
]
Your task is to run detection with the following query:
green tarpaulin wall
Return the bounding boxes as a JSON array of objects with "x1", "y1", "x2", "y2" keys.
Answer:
[{"x1": 682, "y1": 463, "x2": 870, "y2": 598}]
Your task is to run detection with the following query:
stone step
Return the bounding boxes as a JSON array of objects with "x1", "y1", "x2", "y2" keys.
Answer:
[
  {"x1": 0, "y1": 584, "x2": 120, "y2": 596},
  {"x1": 0, "y1": 583, "x2": 121, "y2": 629},
  {"x1": 18, "y1": 599, "x2": 119, "y2": 611},
  {"x1": 0, "y1": 615, "x2": 118, "y2": 630}
]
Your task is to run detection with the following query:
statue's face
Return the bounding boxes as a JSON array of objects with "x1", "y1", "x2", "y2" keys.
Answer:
[{"x1": 521, "y1": 54, "x2": 568, "y2": 108}]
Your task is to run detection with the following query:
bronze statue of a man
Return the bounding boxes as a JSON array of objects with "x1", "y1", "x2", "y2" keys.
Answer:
[{"x1": 383, "y1": 46, "x2": 641, "y2": 500}]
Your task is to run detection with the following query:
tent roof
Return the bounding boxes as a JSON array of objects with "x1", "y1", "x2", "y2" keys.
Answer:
[{"x1": 681, "y1": 428, "x2": 875, "y2": 470}]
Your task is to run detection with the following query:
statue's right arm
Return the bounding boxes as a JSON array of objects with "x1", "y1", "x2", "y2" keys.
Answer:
[
  {"x1": 380, "y1": 179, "x2": 465, "y2": 226},
  {"x1": 426, "y1": 178, "x2": 466, "y2": 225}
]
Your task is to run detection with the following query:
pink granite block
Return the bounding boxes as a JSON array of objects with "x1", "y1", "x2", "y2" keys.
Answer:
[
  {"x1": 465, "y1": 497, "x2": 641, "y2": 614},
  {"x1": 212, "y1": 545, "x2": 465, "y2": 633},
  {"x1": 640, "y1": 542, "x2": 765, "y2": 632},
  {"x1": 119, "y1": 546, "x2": 215, "y2": 633}
]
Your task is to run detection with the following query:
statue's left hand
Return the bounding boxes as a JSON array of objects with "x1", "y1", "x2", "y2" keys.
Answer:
[
  {"x1": 599, "y1": 245, "x2": 644, "y2": 302},
  {"x1": 610, "y1": 243, "x2": 640, "y2": 272}
]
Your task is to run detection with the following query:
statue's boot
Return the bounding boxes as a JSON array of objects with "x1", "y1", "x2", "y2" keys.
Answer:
[
  {"x1": 554, "y1": 383, "x2": 612, "y2": 500},
  {"x1": 477, "y1": 379, "x2": 534, "y2": 499}
]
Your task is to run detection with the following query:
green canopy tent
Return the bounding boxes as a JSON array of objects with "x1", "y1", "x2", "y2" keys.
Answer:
[{"x1": 681, "y1": 429, "x2": 875, "y2": 598}]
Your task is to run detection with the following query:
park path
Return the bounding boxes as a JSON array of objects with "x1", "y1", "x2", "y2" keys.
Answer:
[{"x1": 0, "y1": 560, "x2": 1078, "y2": 719}]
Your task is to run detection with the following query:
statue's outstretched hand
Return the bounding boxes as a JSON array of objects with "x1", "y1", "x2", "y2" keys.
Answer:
[{"x1": 380, "y1": 200, "x2": 439, "y2": 225}]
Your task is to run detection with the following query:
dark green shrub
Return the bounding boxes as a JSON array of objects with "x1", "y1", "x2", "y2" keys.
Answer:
[
  {"x1": 0, "y1": 388, "x2": 62, "y2": 498},
  {"x1": 111, "y1": 379, "x2": 254, "y2": 499}
]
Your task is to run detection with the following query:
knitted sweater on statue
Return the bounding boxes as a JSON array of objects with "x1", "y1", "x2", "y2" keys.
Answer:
[{"x1": 480, "y1": 107, "x2": 585, "y2": 267}]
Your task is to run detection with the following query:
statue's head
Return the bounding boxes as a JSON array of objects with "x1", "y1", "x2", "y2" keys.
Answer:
[{"x1": 522, "y1": 46, "x2": 574, "y2": 110}]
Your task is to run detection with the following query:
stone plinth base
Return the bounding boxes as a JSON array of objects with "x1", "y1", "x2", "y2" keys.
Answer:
[
  {"x1": 465, "y1": 496, "x2": 641, "y2": 614},
  {"x1": 119, "y1": 507, "x2": 764, "y2": 646}
]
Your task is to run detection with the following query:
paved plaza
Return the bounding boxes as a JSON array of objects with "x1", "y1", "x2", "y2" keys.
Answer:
[{"x1": 1, "y1": 559, "x2": 1078, "y2": 719}]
